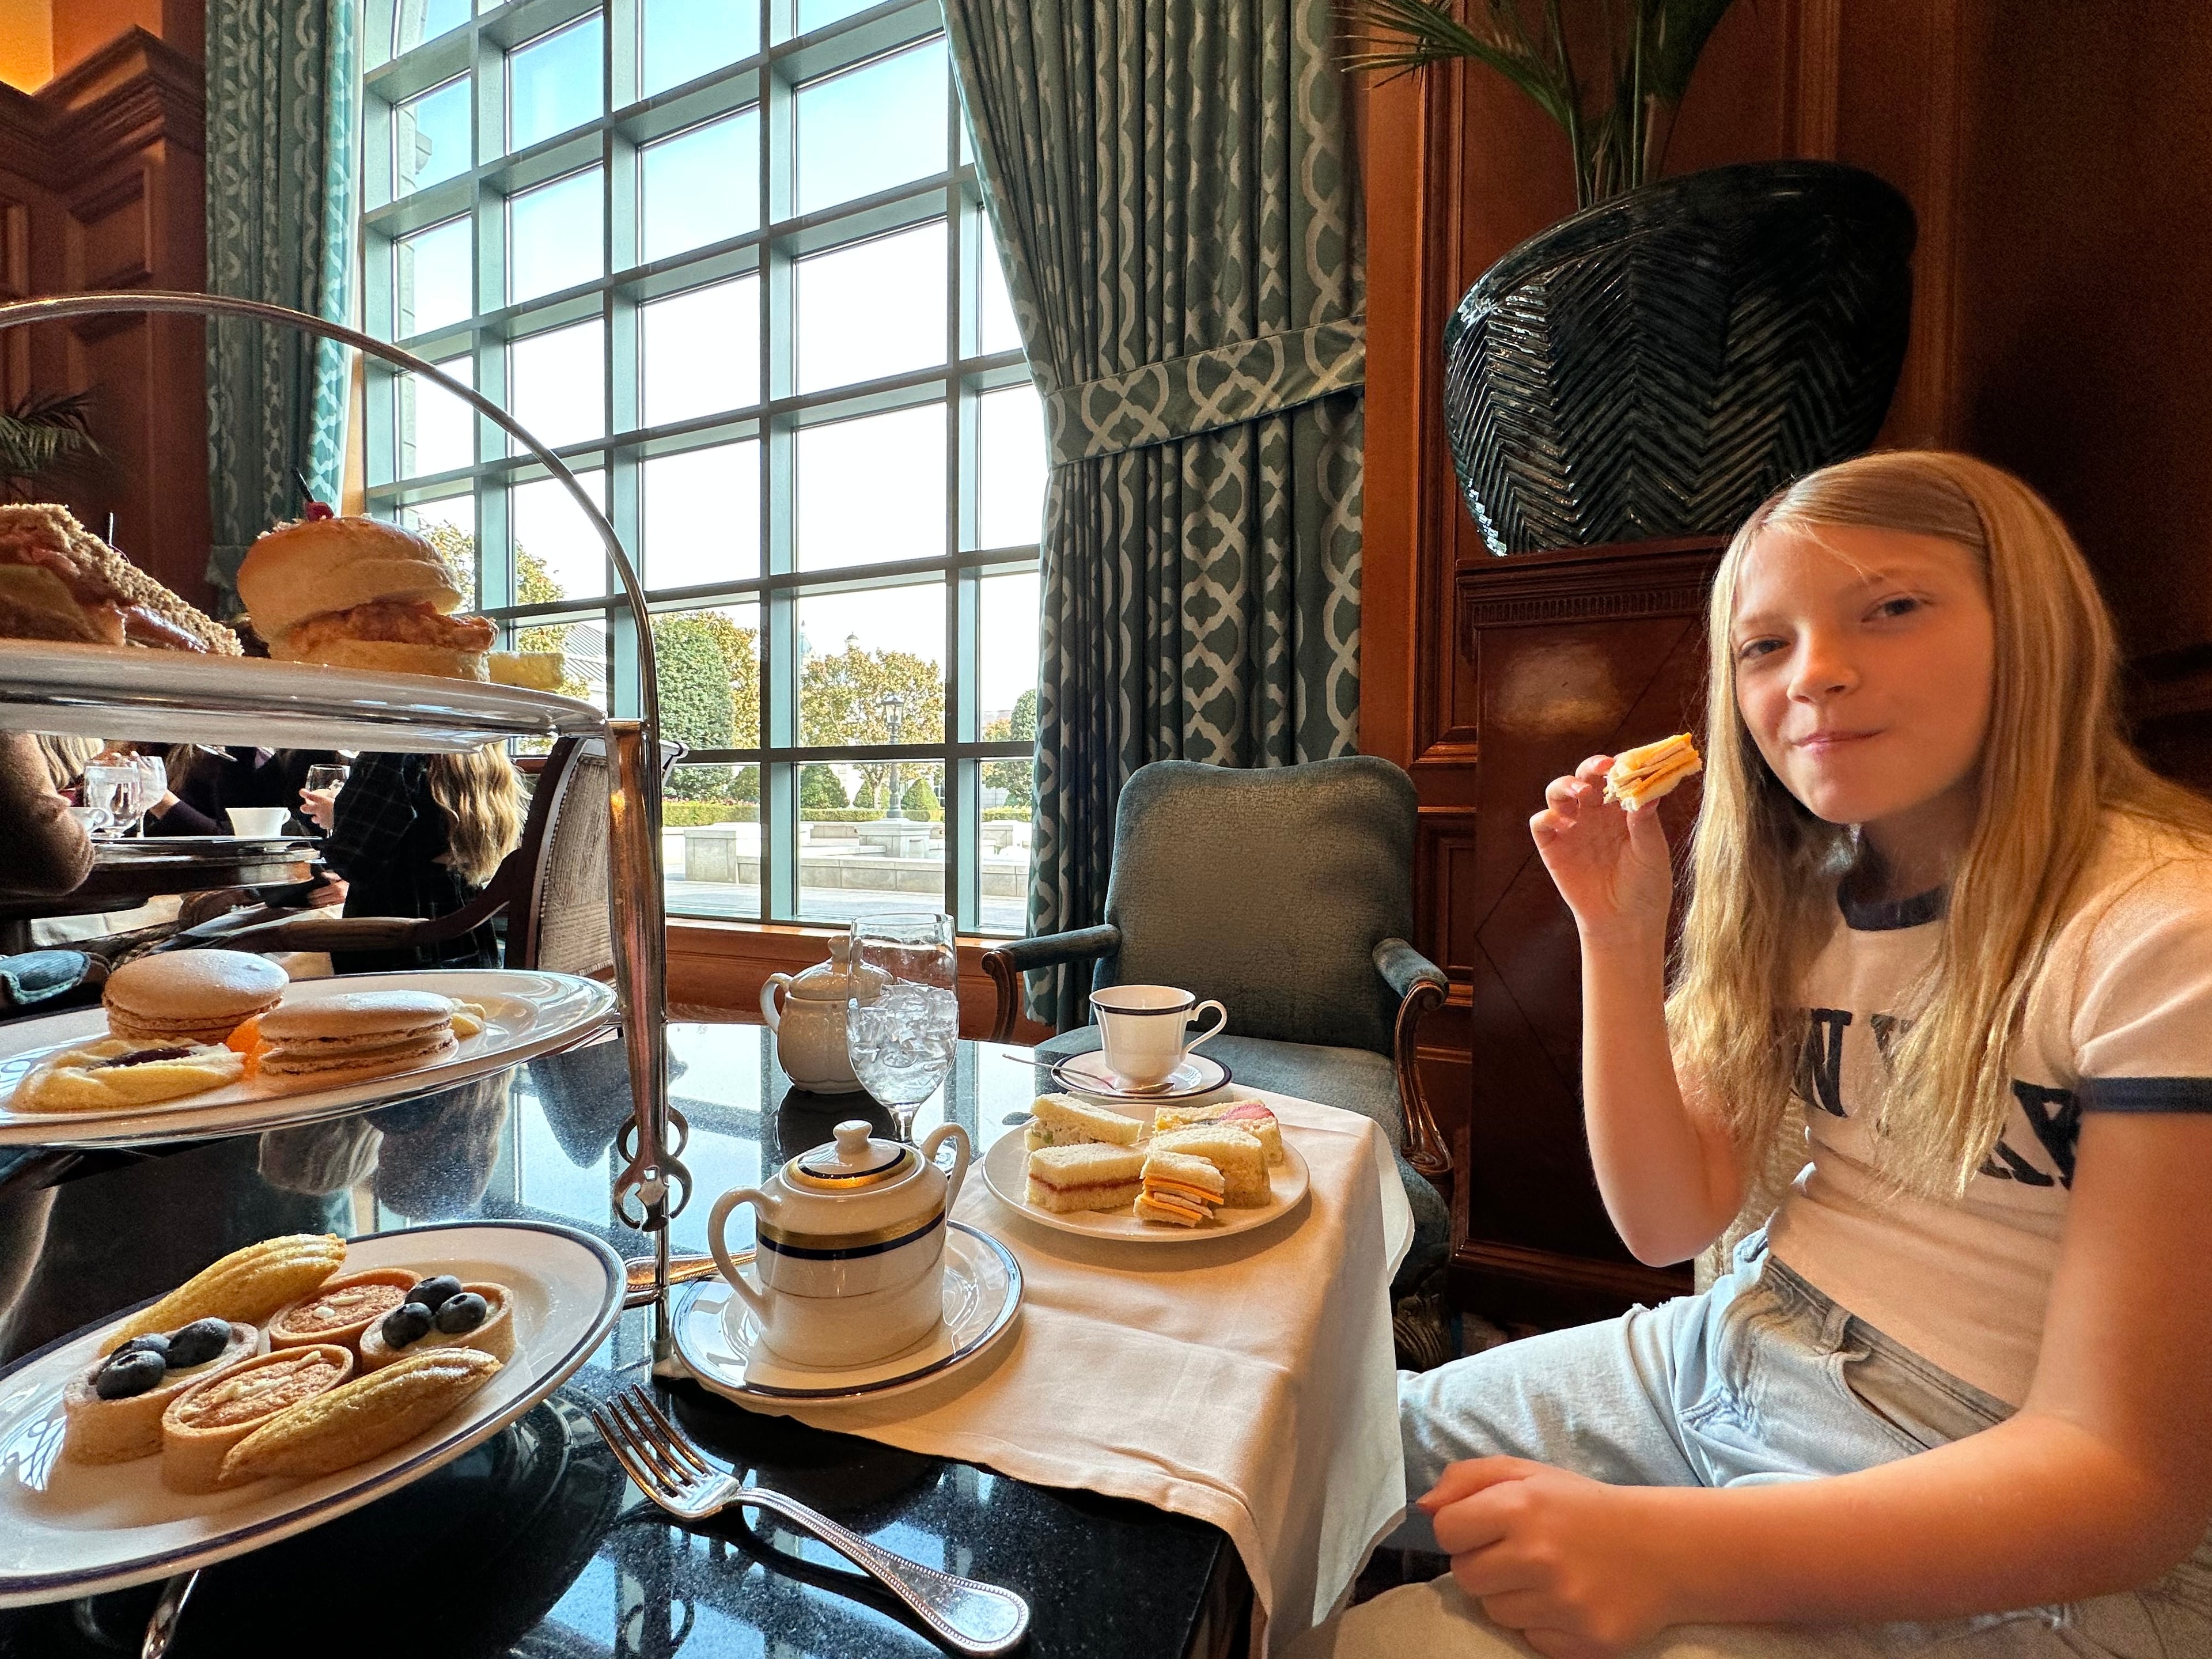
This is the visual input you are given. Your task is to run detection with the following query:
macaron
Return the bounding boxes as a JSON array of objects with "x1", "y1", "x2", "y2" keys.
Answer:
[
  {"x1": 103, "y1": 951, "x2": 289, "y2": 1046},
  {"x1": 256, "y1": 991, "x2": 459, "y2": 1081}
]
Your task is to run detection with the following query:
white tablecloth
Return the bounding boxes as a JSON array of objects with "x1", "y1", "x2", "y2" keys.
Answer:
[{"x1": 777, "y1": 1089, "x2": 1415, "y2": 1654}]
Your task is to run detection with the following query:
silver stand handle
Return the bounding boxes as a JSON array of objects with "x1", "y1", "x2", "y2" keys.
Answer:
[{"x1": 605, "y1": 720, "x2": 690, "y2": 1373}]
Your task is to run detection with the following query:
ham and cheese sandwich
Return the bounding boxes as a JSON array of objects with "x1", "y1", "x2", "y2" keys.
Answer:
[
  {"x1": 1601, "y1": 733, "x2": 1702, "y2": 810},
  {"x1": 1024, "y1": 1143, "x2": 1145, "y2": 1213},
  {"x1": 0, "y1": 504, "x2": 239, "y2": 653},
  {"x1": 1147, "y1": 1124, "x2": 1270, "y2": 1207},
  {"x1": 1135, "y1": 1150, "x2": 1225, "y2": 1227}
]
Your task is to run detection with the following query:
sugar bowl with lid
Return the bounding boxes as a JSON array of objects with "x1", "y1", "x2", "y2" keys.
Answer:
[{"x1": 706, "y1": 1118, "x2": 972, "y2": 1367}]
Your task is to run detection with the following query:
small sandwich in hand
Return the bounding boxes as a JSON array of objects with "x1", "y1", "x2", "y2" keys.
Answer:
[
  {"x1": 1024, "y1": 1143, "x2": 1146, "y2": 1214},
  {"x1": 1601, "y1": 733, "x2": 1702, "y2": 811},
  {"x1": 1135, "y1": 1149, "x2": 1225, "y2": 1228},
  {"x1": 1025, "y1": 1092, "x2": 1143, "y2": 1153},
  {"x1": 237, "y1": 507, "x2": 495, "y2": 681}
]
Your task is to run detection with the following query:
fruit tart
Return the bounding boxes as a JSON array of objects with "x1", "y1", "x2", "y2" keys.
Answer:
[
  {"x1": 160, "y1": 1344, "x2": 354, "y2": 1493},
  {"x1": 63, "y1": 1319, "x2": 266, "y2": 1464},
  {"x1": 266, "y1": 1269, "x2": 421, "y2": 1357},
  {"x1": 355, "y1": 1275, "x2": 514, "y2": 1372}
]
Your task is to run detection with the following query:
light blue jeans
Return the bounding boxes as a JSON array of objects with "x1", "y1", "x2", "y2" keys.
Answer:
[{"x1": 1287, "y1": 1232, "x2": 2212, "y2": 1658}]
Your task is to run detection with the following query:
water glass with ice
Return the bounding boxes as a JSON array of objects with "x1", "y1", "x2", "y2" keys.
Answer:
[{"x1": 846, "y1": 912, "x2": 959, "y2": 1143}]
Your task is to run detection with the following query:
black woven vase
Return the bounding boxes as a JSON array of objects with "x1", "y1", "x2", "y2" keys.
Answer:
[{"x1": 1444, "y1": 160, "x2": 1916, "y2": 556}]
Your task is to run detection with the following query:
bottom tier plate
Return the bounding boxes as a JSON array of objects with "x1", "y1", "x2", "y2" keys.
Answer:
[{"x1": 0, "y1": 1219, "x2": 623, "y2": 1607}]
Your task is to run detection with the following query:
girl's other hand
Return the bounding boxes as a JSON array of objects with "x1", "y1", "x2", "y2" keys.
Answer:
[
  {"x1": 299, "y1": 786, "x2": 338, "y2": 832},
  {"x1": 1420, "y1": 1457, "x2": 1678, "y2": 1659},
  {"x1": 1529, "y1": 755, "x2": 1674, "y2": 948}
]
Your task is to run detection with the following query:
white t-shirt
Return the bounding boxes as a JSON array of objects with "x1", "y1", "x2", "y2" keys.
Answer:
[{"x1": 1764, "y1": 812, "x2": 2212, "y2": 1406}]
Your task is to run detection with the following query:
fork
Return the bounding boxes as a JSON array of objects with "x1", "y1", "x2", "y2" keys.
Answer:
[{"x1": 588, "y1": 1386, "x2": 1032, "y2": 1657}]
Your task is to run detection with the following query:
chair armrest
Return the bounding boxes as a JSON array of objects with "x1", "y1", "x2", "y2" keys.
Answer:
[
  {"x1": 161, "y1": 889, "x2": 512, "y2": 957},
  {"x1": 980, "y1": 925, "x2": 1122, "y2": 1043},
  {"x1": 1374, "y1": 938, "x2": 1453, "y2": 1195},
  {"x1": 1373, "y1": 937, "x2": 1448, "y2": 1002}
]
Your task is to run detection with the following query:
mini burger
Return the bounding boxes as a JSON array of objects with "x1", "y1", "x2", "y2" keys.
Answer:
[
  {"x1": 0, "y1": 504, "x2": 240, "y2": 653},
  {"x1": 1602, "y1": 733, "x2": 1703, "y2": 811},
  {"x1": 237, "y1": 507, "x2": 495, "y2": 680}
]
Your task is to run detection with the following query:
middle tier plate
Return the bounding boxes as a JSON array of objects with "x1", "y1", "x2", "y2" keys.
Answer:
[{"x1": 0, "y1": 969, "x2": 616, "y2": 1146}]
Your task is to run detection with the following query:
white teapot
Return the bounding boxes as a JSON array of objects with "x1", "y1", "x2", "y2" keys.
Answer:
[
  {"x1": 760, "y1": 937, "x2": 866, "y2": 1094},
  {"x1": 707, "y1": 1119, "x2": 972, "y2": 1368}
]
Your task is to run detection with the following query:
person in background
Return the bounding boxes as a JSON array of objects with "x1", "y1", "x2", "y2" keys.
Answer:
[
  {"x1": 303, "y1": 744, "x2": 522, "y2": 975},
  {"x1": 139, "y1": 744, "x2": 335, "y2": 838},
  {"x1": 0, "y1": 731, "x2": 91, "y2": 899}
]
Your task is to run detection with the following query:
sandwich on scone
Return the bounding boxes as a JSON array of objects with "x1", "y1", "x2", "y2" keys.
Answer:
[{"x1": 237, "y1": 508, "x2": 496, "y2": 680}]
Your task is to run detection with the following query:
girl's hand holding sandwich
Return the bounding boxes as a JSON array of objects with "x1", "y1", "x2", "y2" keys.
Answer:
[{"x1": 1529, "y1": 754, "x2": 1675, "y2": 949}]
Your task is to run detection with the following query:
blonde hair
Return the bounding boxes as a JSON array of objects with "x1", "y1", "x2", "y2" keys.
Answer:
[
  {"x1": 1668, "y1": 450, "x2": 2212, "y2": 1222},
  {"x1": 427, "y1": 744, "x2": 523, "y2": 888},
  {"x1": 35, "y1": 733, "x2": 100, "y2": 790}
]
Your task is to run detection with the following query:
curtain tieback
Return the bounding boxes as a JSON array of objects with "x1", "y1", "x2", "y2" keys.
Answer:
[{"x1": 1043, "y1": 315, "x2": 1364, "y2": 466}]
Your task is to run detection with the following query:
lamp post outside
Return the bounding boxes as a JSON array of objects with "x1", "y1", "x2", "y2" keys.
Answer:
[{"x1": 879, "y1": 690, "x2": 907, "y2": 821}]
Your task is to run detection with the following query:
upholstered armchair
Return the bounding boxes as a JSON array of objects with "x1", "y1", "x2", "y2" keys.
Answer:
[{"x1": 982, "y1": 757, "x2": 1453, "y2": 1275}]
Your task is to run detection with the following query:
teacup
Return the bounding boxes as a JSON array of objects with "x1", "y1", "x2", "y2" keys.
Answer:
[
  {"x1": 226, "y1": 807, "x2": 291, "y2": 838},
  {"x1": 1089, "y1": 984, "x2": 1226, "y2": 1089}
]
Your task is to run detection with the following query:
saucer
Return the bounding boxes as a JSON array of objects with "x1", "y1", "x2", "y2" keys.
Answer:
[
  {"x1": 672, "y1": 1222, "x2": 1021, "y2": 1407},
  {"x1": 1048, "y1": 1050, "x2": 1232, "y2": 1103}
]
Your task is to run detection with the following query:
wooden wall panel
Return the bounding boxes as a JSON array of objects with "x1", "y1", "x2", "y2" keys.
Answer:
[{"x1": 0, "y1": 28, "x2": 207, "y2": 605}]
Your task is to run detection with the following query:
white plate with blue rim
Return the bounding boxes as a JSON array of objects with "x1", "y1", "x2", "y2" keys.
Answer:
[
  {"x1": 0, "y1": 969, "x2": 615, "y2": 1147},
  {"x1": 672, "y1": 1222, "x2": 1021, "y2": 1409},
  {"x1": 0, "y1": 1219, "x2": 623, "y2": 1607}
]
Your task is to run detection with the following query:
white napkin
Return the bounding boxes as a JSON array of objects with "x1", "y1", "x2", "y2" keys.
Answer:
[{"x1": 777, "y1": 1090, "x2": 1414, "y2": 1654}]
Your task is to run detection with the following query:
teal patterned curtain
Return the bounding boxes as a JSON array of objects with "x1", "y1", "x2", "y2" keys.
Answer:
[
  {"x1": 945, "y1": 0, "x2": 1365, "y2": 1020},
  {"x1": 203, "y1": 0, "x2": 361, "y2": 601}
]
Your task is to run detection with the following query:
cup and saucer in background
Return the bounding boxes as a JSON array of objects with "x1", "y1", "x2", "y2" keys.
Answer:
[{"x1": 1050, "y1": 984, "x2": 1232, "y2": 1103}]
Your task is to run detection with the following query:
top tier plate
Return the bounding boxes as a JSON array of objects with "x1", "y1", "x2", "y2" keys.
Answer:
[{"x1": 0, "y1": 642, "x2": 607, "y2": 753}]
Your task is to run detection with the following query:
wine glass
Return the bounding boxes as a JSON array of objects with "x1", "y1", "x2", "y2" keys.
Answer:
[
  {"x1": 305, "y1": 763, "x2": 350, "y2": 796},
  {"x1": 128, "y1": 752, "x2": 166, "y2": 834},
  {"x1": 845, "y1": 911, "x2": 959, "y2": 1143},
  {"x1": 80, "y1": 765, "x2": 133, "y2": 840}
]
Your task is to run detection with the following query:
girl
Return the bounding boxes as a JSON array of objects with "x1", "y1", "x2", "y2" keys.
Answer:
[
  {"x1": 307, "y1": 744, "x2": 522, "y2": 974},
  {"x1": 1291, "y1": 452, "x2": 2212, "y2": 1658}
]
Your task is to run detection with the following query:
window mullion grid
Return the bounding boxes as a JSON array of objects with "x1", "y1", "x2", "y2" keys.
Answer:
[
  {"x1": 942, "y1": 151, "x2": 974, "y2": 934},
  {"x1": 604, "y1": 20, "x2": 642, "y2": 722},
  {"x1": 761, "y1": 44, "x2": 798, "y2": 923}
]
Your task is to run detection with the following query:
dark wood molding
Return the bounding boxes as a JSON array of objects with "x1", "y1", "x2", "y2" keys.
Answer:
[
  {"x1": 0, "y1": 31, "x2": 204, "y2": 190},
  {"x1": 1450, "y1": 1239, "x2": 1694, "y2": 1330},
  {"x1": 1456, "y1": 539, "x2": 1728, "y2": 640}
]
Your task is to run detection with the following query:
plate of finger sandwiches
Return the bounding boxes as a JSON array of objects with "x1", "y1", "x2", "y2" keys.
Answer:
[
  {"x1": 0, "y1": 1219, "x2": 622, "y2": 1605},
  {"x1": 981, "y1": 1093, "x2": 1310, "y2": 1243}
]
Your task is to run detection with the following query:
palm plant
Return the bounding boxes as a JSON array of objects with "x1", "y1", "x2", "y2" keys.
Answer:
[
  {"x1": 0, "y1": 389, "x2": 103, "y2": 501},
  {"x1": 1341, "y1": 0, "x2": 1742, "y2": 208}
]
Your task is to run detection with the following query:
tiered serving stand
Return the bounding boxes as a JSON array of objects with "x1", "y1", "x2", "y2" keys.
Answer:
[{"x1": 0, "y1": 290, "x2": 694, "y2": 1370}]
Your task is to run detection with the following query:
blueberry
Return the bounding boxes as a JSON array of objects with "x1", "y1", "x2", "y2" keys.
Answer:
[
  {"x1": 115, "y1": 1334, "x2": 169, "y2": 1361},
  {"x1": 381, "y1": 1302, "x2": 434, "y2": 1347},
  {"x1": 408, "y1": 1275, "x2": 463, "y2": 1312},
  {"x1": 94, "y1": 1350, "x2": 166, "y2": 1399},
  {"x1": 432, "y1": 1291, "x2": 487, "y2": 1335},
  {"x1": 164, "y1": 1319, "x2": 232, "y2": 1369}
]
